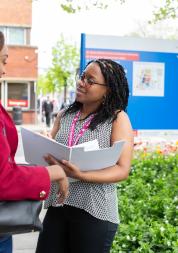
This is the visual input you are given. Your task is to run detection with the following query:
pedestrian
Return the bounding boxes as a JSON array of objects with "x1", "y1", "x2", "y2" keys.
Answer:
[
  {"x1": 0, "y1": 31, "x2": 69, "y2": 253},
  {"x1": 42, "y1": 96, "x2": 54, "y2": 127},
  {"x1": 36, "y1": 58, "x2": 133, "y2": 253}
]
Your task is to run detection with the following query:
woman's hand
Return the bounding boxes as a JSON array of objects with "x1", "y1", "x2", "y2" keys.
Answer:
[
  {"x1": 40, "y1": 130, "x2": 52, "y2": 139},
  {"x1": 60, "y1": 160, "x2": 83, "y2": 180},
  {"x1": 46, "y1": 162, "x2": 69, "y2": 204},
  {"x1": 45, "y1": 154, "x2": 83, "y2": 180}
]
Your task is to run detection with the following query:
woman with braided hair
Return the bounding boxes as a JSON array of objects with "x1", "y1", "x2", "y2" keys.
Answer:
[
  {"x1": 36, "y1": 58, "x2": 133, "y2": 253},
  {"x1": 0, "y1": 31, "x2": 69, "y2": 253}
]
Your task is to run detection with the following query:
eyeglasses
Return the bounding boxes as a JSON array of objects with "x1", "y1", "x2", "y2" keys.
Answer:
[{"x1": 76, "y1": 72, "x2": 106, "y2": 88}]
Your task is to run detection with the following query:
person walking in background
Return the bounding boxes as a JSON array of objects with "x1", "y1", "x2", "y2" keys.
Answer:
[
  {"x1": 0, "y1": 31, "x2": 69, "y2": 253},
  {"x1": 36, "y1": 59, "x2": 133, "y2": 253},
  {"x1": 42, "y1": 96, "x2": 54, "y2": 127}
]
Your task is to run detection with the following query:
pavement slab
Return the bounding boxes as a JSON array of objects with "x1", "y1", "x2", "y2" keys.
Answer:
[{"x1": 13, "y1": 209, "x2": 46, "y2": 253}]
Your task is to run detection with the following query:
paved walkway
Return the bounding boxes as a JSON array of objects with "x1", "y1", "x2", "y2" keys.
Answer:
[
  {"x1": 13, "y1": 209, "x2": 46, "y2": 253},
  {"x1": 13, "y1": 230, "x2": 39, "y2": 253}
]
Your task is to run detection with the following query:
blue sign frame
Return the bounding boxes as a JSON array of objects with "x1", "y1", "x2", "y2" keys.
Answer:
[{"x1": 80, "y1": 33, "x2": 178, "y2": 130}]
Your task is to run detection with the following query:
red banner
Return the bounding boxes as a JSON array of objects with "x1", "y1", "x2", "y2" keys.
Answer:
[
  {"x1": 86, "y1": 50, "x2": 140, "y2": 61},
  {"x1": 8, "y1": 99, "x2": 28, "y2": 107}
]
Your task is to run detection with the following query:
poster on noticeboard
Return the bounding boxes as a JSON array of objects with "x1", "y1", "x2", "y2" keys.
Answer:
[{"x1": 132, "y1": 62, "x2": 165, "y2": 97}]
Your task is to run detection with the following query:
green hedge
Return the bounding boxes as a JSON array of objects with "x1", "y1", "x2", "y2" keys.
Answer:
[{"x1": 111, "y1": 153, "x2": 178, "y2": 253}]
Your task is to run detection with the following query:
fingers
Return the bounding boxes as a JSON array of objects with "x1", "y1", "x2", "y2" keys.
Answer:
[
  {"x1": 61, "y1": 159, "x2": 73, "y2": 167},
  {"x1": 57, "y1": 177, "x2": 69, "y2": 204},
  {"x1": 46, "y1": 132, "x2": 52, "y2": 138},
  {"x1": 57, "y1": 191, "x2": 69, "y2": 204},
  {"x1": 44, "y1": 154, "x2": 59, "y2": 165},
  {"x1": 60, "y1": 160, "x2": 73, "y2": 176},
  {"x1": 60, "y1": 160, "x2": 81, "y2": 180},
  {"x1": 40, "y1": 130, "x2": 52, "y2": 138},
  {"x1": 40, "y1": 130, "x2": 47, "y2": 136}
]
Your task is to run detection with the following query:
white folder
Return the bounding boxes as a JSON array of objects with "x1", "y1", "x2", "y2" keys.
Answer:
[{"x1": 21, "y1": 127, "x2": 125, "y2": 171}]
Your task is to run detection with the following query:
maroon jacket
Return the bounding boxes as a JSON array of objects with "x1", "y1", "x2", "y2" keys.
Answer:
[{"x1": 0, "y1": 103, "x2": 50, "y2": 200}]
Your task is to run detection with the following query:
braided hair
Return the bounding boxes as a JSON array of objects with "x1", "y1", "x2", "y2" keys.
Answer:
[
  {"x1": 0, "y1": 31, "x2": 5, "y2": 51},
  {"x1": 65, "y1": 58, "x2": 129, "y2": 130}
]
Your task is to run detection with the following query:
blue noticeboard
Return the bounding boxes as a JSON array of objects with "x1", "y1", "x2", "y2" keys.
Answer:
[{"x1": 80, "y1": 33, "x2": 178, "y2": 130}]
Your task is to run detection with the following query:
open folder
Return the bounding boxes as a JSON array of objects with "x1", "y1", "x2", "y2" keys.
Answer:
[{"x1": 21, "y1": 127, "x2": 125, "y2": 171}]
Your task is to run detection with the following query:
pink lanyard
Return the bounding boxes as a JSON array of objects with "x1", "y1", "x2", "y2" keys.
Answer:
[{"x1": 68, "y1": 111, "x2": 94, "y2": 147}]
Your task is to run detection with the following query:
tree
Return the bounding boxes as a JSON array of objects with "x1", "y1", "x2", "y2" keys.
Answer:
[
  {"x1": 34, "y1": 0, "x2": 178, "y2": 22},
  {"x1": 59, "y1": 0, "x2": 125, "y2": 13},
  {"x1": 151, "y1": 0, "x2": 178, "y2": 23},
  {"x1": 37, "y1": 75, "x2": 53, "y2": 95},
  {"x1": 58, "y1": 0, "x2": 178, "y2": 23},
  {"x1": 37, "y1": 35, "x2": 79, "y2": 101}
]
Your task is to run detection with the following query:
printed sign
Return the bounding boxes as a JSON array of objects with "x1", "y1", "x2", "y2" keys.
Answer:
[
  {"x1": 133, "y1": 62, "x2": 165, "y2": 96},
  {"x1": 8, "y1": 99, "x2": 28, "y2": 107}
]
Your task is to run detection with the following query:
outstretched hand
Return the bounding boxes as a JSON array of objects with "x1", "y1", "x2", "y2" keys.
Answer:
[
  {"x1": 45, "y1": 155, "x2": 69, "y2": 204},
  {"x1": 44, "y1": 154, "x2": 83, "y2": 180}
]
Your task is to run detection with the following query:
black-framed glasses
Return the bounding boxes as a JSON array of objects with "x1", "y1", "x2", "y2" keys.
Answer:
[{"x1": 76, "y1": 72, "x2": 106, "y2": 88}]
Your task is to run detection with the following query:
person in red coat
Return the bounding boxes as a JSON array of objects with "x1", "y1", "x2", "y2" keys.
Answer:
[{"x1": 0, "y1": 31, "x2": 69, "y2": 253}]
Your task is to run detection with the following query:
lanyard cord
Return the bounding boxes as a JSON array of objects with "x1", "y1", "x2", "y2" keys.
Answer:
[{"x1": 68, "y1": 111, "x2": 94, "y2": 147}]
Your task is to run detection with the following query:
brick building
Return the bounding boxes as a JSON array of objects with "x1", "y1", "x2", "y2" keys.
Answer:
[{"x1": 0, "y1": 0, "x2": 38, "y2": 123}]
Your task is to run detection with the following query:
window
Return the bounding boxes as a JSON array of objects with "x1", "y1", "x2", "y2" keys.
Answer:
[
  {"x1": 7, "y1": 83, "x2": 28, "y2": 107},
  {"x1": 8, "y1": 27, "x2": 25, "y2": 45},
  {"x1": 0, "y1": 27, "x2": 5, "y2": 34},
  {"x1": 0, "y1": 26, "x2": 26, "y2": 45}
]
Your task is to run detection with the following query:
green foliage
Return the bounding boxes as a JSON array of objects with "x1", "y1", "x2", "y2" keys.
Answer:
[
  {"x1": 34, "y1": 0, "x2": 178, "y2": 23},
  {"x1": 111, "y1": 153, "x2": 178, "y2": 253},
  {"x1": 59, "y1": 0, "x2": 125, "y2": 13},
  {"x1": 51, "y1": 35, "x2": 79, "y2": 90},
  {"x1": 59, "y1": 0, "x2": 178, "y2": 23},
  {"x1": 151, "y1": 0, "x2": 178, "y2": 23},
  {"x1": 37, "y1": 75, "x2": 55, "y2": 94},
  {"x1": 37, "y1": 35, "x2": 79, "y2": 95}
]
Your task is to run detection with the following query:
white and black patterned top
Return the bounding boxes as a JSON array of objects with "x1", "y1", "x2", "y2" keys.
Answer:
[{"x1": 44, "y1": 111, "x2": 119, "y2": 224}]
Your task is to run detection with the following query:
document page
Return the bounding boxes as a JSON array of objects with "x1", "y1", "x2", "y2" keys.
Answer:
[
  {"x1": 21, "y1": 127, "x2": 70, "y2": 166},
  {"x1": 70, "y1": 140, "x2": 125, "y2": 171},
  {"x1": 73, "y1": 139, "x2": 99, "y2": 151}
]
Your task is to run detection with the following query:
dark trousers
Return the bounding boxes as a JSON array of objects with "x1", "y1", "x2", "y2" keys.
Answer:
[
  {"x1": 45, "y1": 112, "x2": 51, "y2": 127},
  {"x1": 36, "y1": 205, "x2": 118, "y2": 253},
  {"x1": 0, "y1": 236, "x2": 12, "y2": 253}
]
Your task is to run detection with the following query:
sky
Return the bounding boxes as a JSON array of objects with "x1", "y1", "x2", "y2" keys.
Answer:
[{"x1": 31, "y1": 0, "x2": 166, "y2": 73}]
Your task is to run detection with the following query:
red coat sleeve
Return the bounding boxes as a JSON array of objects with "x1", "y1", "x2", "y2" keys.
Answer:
[
  {"x1": 0, "y1": 105, "x2": 51, "y2": 201},
  {"x1": 0, "y1": 161, "x2": 51, "y2": 201}
]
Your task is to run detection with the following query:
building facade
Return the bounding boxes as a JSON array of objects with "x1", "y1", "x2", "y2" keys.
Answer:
[{"x1": 0, "y1": 0, "x2": 38, "y2": 123}]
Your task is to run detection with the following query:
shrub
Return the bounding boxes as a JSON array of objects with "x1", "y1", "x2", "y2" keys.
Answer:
[{"x1": 111, "y1": 153, "x2": 178, "y2": 253}]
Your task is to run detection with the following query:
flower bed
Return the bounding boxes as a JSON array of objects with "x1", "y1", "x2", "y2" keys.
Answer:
[{"x1": 111, "y1": 148, "x2": 178, "y2": 253}]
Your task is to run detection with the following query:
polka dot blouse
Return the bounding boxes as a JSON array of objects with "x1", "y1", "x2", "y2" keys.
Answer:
[{"x1": 44, "y1": 111, "x2": 119, "y2": 224}]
